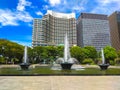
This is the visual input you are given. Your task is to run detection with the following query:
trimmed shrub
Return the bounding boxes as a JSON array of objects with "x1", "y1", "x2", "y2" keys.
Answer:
[
  {"x1": 109, "y1": 60, "x2": 115, "y2": 65},
  {"x1": 0, "y1": 57, "x2": 5, "y2": 64},
  {"x1": 82, "y1": 58, "x2": 94, "y2": 65},
  {"x1": 115, "y1": 58, "x2": 120, "y2": 65}
]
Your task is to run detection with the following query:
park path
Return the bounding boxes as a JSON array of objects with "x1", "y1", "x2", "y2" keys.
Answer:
[{"x1": 0, "y1": 76, "x2": 120, "y2": 90}]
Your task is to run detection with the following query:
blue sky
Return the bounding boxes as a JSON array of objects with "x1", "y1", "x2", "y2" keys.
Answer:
[{"x1": 0, "y1": 0, "x2": 120, "y2": 46}]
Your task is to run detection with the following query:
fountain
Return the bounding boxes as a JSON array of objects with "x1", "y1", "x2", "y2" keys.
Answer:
[
  {"x1": 53, "y1": 33, "x2": 74, "y2": 70},
  {"x1": 19, "y1": 46, "x2": 30, "y2": 70},
  {"x1": 99, "y1": 48, "x2": 109, "y2": 70},
  {"x1": 52, "y1": 33, "x2": 84, "y2": 70},
  {"x1": 60, "y1": 33, "x2": 73, "y2": 70}
]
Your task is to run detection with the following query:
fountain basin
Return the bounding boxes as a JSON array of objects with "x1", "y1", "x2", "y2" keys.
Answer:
[
  {"x1": 20, "y1": 63, "x2": 31, "y2": 70},
  {"x1": 99, "y1": 64, "x2": 109, "y2": 70},
  {"x1": 61, "y1": 63, "x2": 73, "y2": 70}
]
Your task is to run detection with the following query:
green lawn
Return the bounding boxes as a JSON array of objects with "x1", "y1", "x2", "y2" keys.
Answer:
[{"x1": 0, "y1": 66, "x2": 120, "y2": 75}]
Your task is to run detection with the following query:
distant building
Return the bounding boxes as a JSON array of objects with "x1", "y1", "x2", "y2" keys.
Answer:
[
  {"x1": 109, "y1": 11, "x2": 120, "y2": 50},
  {"x1": 32, "y1": 19, "x2": 46, "y2": 46},
  {"x1": 77, "y1": 13, "x2": 111, "y2": 51},
  {"x1": 32, "y1": 10, "x2": 77, "y2": 47}
]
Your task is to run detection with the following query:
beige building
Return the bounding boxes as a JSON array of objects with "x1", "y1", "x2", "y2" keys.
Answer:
[
  {"x1": 32, "y1": 10, "x2": 77, "y2": 47},
  {"x1": 109, "y1": 11, "x2": 120, "y2": 50}
]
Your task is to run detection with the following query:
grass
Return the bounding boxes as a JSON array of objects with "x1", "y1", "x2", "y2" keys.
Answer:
[{"x1": 0, "y1": 66, "x2": 120, "y2": 75}]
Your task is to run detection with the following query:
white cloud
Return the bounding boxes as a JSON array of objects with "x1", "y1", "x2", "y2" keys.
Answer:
[
  {"x1": 49, "y1": 0, "x2": 61, "y2": 6},
  {"x1": 71, "y1": 0, "x2": 87, "y2": 13},
  {"x1": 0, "y1": 0, "x2": 33, "y2": 27},
  {"x1": 0, "y1": 9, "x2": 18, "y2": 26},
  {"x1": 98, "y1": 0, "x2": 111, "y2": 5},
  {"x1": 91, "y1": 0, "x2": 120, "y2": 15},
  {"x1": 44, "y1": 0, "x2": 119, "y2": 17},
  {"x1": 17, "y1": 0, "x2": 32, "y2": 11},
  {"x1": 72, "y1": 6, "x2": 85, "y2": 12},
  {"x1": 16, "y1": 11, "x2": 33, "y2": 22},
  {"x1": 43, "y1": 5, "x2": 49, "y2": 10},
  {"x1": 36, "y1": 11, "x2": 43, "y2": 16},
  {"x1": 97, "y1": 0, "x2": 120, "y2": 5},
  {"x1": 0, "y1": 9, "x2": 33, "y2": 26},
  {"x1": 43, "y1": 0, "x2": 87, "y2": 17},
  {"x1": 47, "y1": 0, "x2": 86, "y2": 15}
]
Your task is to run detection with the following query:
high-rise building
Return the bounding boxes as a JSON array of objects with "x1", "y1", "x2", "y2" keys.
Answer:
[
  {"x1": 77, "y1": 13, "x2": 111, "y2": 51},
  {"x1": 32, "y1": 10, "x2": 77, "y2": 47},
  {"x1": 109, "y1": 11, "x2": 120, "y2": 50},
  {"x1": 32, "y1": 18, "x2": 46, "y2": 46}
]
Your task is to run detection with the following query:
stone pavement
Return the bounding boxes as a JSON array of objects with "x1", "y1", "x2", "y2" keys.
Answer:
[{"x1": 0, "y1": 76, "x2": 120, "y2": 90}]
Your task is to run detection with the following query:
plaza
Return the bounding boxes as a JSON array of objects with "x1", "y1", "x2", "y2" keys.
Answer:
[{"x1": 0, "y1": 76, "x2": 120, "y2": 90}]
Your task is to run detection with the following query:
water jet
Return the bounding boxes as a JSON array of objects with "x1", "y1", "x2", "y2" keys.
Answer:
[
  {"x1": 99, "y1": 48, "x2": 109, "y2": 70},
  {"x1": 19, "y1": 46, "x2": 30, "y2": 70}
]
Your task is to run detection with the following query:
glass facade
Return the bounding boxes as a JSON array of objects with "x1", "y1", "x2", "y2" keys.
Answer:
[
  {"x1": 77, "y1": 13, "x2": 111, "y2": 51},
  {"x1": 117, "y1": 11, "x2": 120, "y2": 22}
]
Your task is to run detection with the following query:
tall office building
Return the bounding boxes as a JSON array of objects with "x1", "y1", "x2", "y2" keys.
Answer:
[
  {"x1": 109, "y1": 11, "x2": 120, "y2": 50},
  {"x1": 32, "y1": 10, "x2": 77, "y2": 47},
  {"x1": 77, "y1": 13, "x2": 111, "y2": 51}
]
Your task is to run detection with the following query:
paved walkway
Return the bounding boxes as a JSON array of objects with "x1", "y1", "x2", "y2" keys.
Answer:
[{"x1": 0, "y1": 76, "x2": 120, "y2": 90}]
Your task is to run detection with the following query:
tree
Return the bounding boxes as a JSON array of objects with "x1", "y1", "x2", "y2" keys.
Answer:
[
  {"x1": 115, "y1": 50, "x2": 120, "y2": 65},
  {"x1": 29, "y1": 46, "x2": 48, "y2": 63},
  {"x1": 117, "y1": 50, "x2": 120, "y2": 58},
  {"x1": 70, "y1": 46, "x2": 84, "y2": 63},
  {"x1": 0, "y1": 57, "x2": 5, "y2": 64},
  {"x1": 11, "y1": 58, "x2": 19, "y2": 64},
  {"x1": 45, "y1": 46, "x2": 58, "y2": 63},
  {"x1": 104, "y1": 46, "x2": 117, "y2": 63},
  {"x1": 56, "y1": 46, "x2": 64, "y2": 57},
  {"x1": 83, "y1": 46, "x2": 97, "y2": 60},
  {"x1": 0, "y1": 39, "x2": 24, "y2": 64}
]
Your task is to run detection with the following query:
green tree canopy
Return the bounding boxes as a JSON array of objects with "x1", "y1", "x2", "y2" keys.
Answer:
[
  {"x1": 56, "y1": 46, "x2": 64, "y2": 58},
  {"x1": 0, "y1": 39, "x2": 24, "y2": 64},
  {"x1": 83, "y1": 46, "x2": 97, "y2": 60},
  {"x1": 70, "y1": 46, "x2": 84, "y2": 63},
  {"x1": 117, "y1": 50, "x2": 120, "y2": 58},
  {"x1": 104, "y1": 46, "x2": 117, "y2": 63}
]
